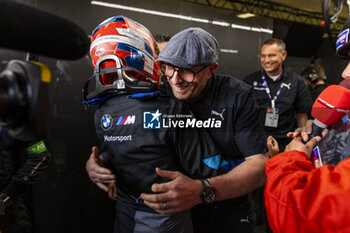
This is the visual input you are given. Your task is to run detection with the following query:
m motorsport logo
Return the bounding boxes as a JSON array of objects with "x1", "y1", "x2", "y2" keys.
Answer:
[{"x1": 116, "y1": 115, "x2": 136, "y2": 125}]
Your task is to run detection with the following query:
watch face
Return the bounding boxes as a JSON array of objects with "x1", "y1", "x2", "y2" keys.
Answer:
[
  {"x1": 200, "y1": 179, "x2": 216, "y2": 204},
  {"x1": 203, "y1": 187, "x2": 215, "y2": 203}
]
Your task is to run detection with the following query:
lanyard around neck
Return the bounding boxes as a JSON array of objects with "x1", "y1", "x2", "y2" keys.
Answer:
[{"x1": 260, "y1": 70, "x2": 284, "y2": 104}]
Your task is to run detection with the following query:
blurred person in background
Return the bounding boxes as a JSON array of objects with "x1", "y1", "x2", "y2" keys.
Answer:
[
  {"x1": 301, "y1": 63, "x2": 330, "y2": 102},
  {"x1": 244, "y1": 38, "x2": 312, "y2": 151}
]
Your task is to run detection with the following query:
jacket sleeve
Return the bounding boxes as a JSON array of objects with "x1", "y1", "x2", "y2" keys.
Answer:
[
  {"x1": 2, "y1": 140, "x2": 51, "y2": 199},
  {"x1": 264, "y1": 150, "x2": 350, "y2": 233}
]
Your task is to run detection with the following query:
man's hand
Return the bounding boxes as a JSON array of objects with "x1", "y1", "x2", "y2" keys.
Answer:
[
  {"x1": 86, "y1": 146, "x2": 116, "y2": 192},
  {"x1": 287, "y1": 119, "x2": 328, "y2": 142},
  {"x1": 287, "y1": 119, "x2": 314, "y2": 141},
  {"x1": 285, "y1": 136, "x2": 321, "y2": 158},
  {"x1": 266, "y1": 136, "x2": 279, "y2": 158},
  {"x1": 140, "y1": 167, "x2": 202, "y2": 214}
]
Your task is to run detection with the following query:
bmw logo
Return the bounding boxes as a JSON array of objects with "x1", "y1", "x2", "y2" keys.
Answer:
[{"x1": 101, "y1": 114, "x2": 113, "y2": 131}]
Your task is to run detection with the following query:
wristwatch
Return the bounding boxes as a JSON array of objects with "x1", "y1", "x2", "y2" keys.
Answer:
[{"x1": 200, "y1": 179, "x2": 216, "y2": 204}]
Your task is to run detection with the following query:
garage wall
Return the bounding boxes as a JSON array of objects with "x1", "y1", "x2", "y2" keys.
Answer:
[{"x1": 19, "y1": 0, "x2": 273, "y2": 78}]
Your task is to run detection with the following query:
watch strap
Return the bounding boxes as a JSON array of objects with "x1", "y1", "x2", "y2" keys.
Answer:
[
  {"x1": 200, "y1": 179, "x2": 215, "y2": 204},
  {"x1": 200, "y1": 179, "x2": 212, "y2": 190}
]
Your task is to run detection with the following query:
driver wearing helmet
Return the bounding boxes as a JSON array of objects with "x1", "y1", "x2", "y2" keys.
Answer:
[
  {"x1": 85, "y1": 16, "x2": 235, "y2": 233},
  {"x1": 264, "y1": 17, "x2": 350, "y2": 233}
]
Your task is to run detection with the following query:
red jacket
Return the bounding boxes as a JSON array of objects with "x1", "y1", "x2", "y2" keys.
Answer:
[{"x1": 265, "y1": 151, "x2": 350, "y2": 233}]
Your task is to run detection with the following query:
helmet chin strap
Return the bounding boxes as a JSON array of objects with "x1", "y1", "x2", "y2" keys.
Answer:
[{"x1": 115, "y1": 56, "x2": 126, "y2": 89}]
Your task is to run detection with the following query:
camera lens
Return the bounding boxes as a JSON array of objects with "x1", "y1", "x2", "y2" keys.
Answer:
[{"x1": 0, "y1": 69, "x2": 29, "y2": 128}]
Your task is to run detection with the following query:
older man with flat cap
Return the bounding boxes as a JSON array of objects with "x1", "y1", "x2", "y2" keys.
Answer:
[{"x1": 86, "y1": 27, "x2": 269, "y2": 233}]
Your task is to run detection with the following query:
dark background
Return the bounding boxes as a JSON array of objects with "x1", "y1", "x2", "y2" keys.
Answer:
[{"x1": 1, "y1": 0, "x2": 348, "y2": 232}]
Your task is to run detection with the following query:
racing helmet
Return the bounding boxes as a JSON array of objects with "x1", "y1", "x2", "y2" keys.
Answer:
[
  {"x1": 84, "y1": 16, "x2": 160, "y2": 104},
  {"x1": 336, "y1": 17, "x2": 350, "y2": 59}
]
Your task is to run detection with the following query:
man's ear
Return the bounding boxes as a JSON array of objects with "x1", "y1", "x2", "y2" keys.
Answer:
[
  {"x1": 282, "y1": 51, "x2": 287, "y2": 61},
  {"x1": 208, "y1": 63, "x2": 218, "y2": 75}
]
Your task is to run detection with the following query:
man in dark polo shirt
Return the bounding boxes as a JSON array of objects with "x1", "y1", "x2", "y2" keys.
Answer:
[
  {"x1": 244, "y1": 38, "x2": 312, "y2": 151},
  {"x1": 87, "y1": 27, "x2": 268, "y2": 233}
]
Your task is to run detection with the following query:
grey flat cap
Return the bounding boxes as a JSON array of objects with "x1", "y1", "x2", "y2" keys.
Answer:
[{"x1": 157, "y1": 27, "x2": 219, "y2": 69}]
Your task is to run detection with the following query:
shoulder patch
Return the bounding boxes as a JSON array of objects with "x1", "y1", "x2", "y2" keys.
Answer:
[{"x1": 336, "y1": 28, "x2": 349, "y2": 51}]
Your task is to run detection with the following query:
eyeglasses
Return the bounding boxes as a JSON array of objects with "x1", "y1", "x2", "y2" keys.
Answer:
[{"x1": 160, "y1": 63, "x2": 207, "y2": 83}]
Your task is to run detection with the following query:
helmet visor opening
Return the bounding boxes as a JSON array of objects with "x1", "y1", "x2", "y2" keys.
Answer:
[{"x1": 99, "y1": 60, "x2": 118, "y2": 86}]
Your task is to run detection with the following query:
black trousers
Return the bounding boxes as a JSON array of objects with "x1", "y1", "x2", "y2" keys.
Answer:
[{"x1": 191, "y1": 196, "x2": 254, "y2": 233}]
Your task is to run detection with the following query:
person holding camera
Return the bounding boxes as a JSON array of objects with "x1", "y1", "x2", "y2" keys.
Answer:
[{"x1": 0, "y1": 125, "x2": 50, "y2": 233}]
